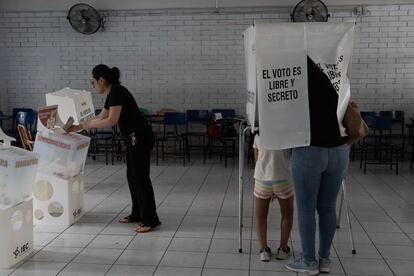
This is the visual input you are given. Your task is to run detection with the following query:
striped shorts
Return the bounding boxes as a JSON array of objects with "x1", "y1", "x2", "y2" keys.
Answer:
[{"x1": 254, "y1": 179, "x2": 294, "y2": 200}]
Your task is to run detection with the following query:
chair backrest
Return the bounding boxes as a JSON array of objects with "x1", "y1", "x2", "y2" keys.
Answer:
[
  {"x1": 211, "y1": 109, "x2": 236, "y2": 120},
  {"x1": 186, "y1": 110, "x2": 210, "y2": 123},
  {"x1": 16, "y1": 110, "x2": 37, "y2": 129},
  {"x1": 164, "y1": 112, "x2": 187, "y2": 125},
  {"x1": 17, "y1": 124, "x2": 33, "y2": 151},
  {"x1": 0, "y1": 111, "x2": 4, "y2": 128},
  {"x1": 373, "y1": 116, "x2": 393, "y2": 131}
]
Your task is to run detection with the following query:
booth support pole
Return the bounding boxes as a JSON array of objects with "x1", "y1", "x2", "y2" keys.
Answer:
[{"x1": 238, "y1": 121, "x2": 250, "y2": 253}]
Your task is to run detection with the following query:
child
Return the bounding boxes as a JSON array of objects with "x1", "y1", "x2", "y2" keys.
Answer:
[{"x1": 253, "y1": 132, "x2": 294, "y2": 261}]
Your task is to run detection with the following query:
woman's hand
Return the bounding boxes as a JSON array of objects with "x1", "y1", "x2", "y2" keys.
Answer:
[{"x1": 66, "y1": 124, "x2": 83, "y2": 133}]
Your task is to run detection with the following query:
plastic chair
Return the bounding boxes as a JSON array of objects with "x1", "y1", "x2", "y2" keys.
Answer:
[
  {"x1": 17, "y1": 124, "x2": 34, "y2": 151},
  {"x1": 186, "y1": 110, "x2": 209, "y2": 159},
  {"x1": 207, "y1": 109, "x2": 238, "y2": 167},
  {"x1": 156, "y1": 112, "x2": 189, "y2": 166},
  {"x1": 379, "y1": 110, "x2": 405, "y2": 156},
  {"x1": 360, "y1": 115, "x2": 399, "y2": 174}
]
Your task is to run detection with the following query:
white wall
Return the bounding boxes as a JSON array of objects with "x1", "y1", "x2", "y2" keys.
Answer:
[
  {"x1": 1, "y1": 0, "x2": 414, "y2": 11},
  {"x1": 1, "y1": 4, "x2": 414, "y2": 117}
]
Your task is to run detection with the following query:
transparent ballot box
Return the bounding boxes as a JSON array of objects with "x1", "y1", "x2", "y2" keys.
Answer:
[
  {"x1": 46, "y1": 87, "x2": 95, "y2": 124},
  {"x1": 0, "y1": 144, "x2": 38, "y2": 208},
  {"x1": 33, "y1": 130, "x2": 90, "y2": 178}
]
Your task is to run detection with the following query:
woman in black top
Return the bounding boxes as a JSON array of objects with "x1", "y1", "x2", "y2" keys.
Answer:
[
  {"x1": 68, "y1": 64, "x2": 160, "y2": 233},
  {"x1": 285, "y1": 57, "x2": 349, "y2": 275}
]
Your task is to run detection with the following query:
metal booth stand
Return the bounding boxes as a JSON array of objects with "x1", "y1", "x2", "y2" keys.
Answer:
[{"x1": 238, "y1": 120, "x2": 250, "y2": 253}]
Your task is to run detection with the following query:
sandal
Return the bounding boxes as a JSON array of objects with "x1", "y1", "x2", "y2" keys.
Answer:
[
  {"x1": 119, "y1": 215, "x2": 140, "y2": 223},
  {"x1": 134, "y1": 221, "x2": 161, "y2": 233}
]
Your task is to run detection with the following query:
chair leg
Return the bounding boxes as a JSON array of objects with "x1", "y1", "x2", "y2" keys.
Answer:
[
  {"x1": 396, "y1": 147, "x2": 399, "y2": 175},
  {"x1": 363, "y1": 146, "x2": 368, "y2": 174},
  {"x1": 156, "y1": 140, "x2": 159, "y2": 166}
]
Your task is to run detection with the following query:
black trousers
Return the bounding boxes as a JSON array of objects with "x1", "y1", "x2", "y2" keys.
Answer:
[{"x1": 126, "y1": 133, "x2": 160, "y2": 227}]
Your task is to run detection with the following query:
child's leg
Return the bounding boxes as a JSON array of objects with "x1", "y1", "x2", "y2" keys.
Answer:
[
  {"x1": 277, "y1": 195, "x2": 294, "y2": 249},
  {"x1": 255, "y1": 196, "x2": 271, "y2": 249}
]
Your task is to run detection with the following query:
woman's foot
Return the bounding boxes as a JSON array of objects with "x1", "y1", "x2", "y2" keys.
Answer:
[
  {"x1": 134, "y1": 221, "x2": 161, "y2": 233},
  {"x1": 118, "y1": 215, "x2": 140, "y2": 223}
]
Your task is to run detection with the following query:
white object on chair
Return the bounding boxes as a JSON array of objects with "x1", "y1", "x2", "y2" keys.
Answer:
[{"x1": 0, "y1": 127, "x2": 15, "y2": 147}]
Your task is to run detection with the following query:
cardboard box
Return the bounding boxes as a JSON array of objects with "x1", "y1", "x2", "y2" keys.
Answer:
[
  {"x1": 0, "y1": 144, "x2": 38, "y2": 208},
  {"x1": 33, "y1": 172, "x2": 84, "y2": 226},
  {"x1": 0, "y1": 199, "x2": 33, "y2": 268},
  {"x1": 33, "y1": 130, "x2": 90, "y2": 178},
  {"x1": 45, "y1": 87, "x2": 95, "y2": 124}
]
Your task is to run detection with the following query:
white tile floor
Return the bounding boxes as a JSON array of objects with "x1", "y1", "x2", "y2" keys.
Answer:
[{"x1": 3, "y1": 156, "x2": 414, "y2": 276}]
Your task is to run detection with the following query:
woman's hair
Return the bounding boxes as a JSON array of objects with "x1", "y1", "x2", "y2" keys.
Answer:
[{"x1": 92, "y1": 64, "x2": 120, "y2": 85}]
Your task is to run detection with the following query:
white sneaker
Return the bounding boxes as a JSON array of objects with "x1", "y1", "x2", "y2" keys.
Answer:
[
  {"x1": 260, "y1": 247, "x2": 271, "y2": 262},
  {"x1": 319, "y1": 256, "x2": 331, "y2": 273},
  {"x1": 276, "y1": 246, "x2": 291, "y2": 260}
]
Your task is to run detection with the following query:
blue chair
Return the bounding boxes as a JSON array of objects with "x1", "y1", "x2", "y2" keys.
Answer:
[
  {"x1": 156, "y1": 112, "x2": 189, "y2": 166},
  {"x1": 186, "y1": 110, "x2": 210, "y2": 159},
  {"x1": 360, "y1": 115, "x2": 399, "y2": 174},
  {"x1": 207, "y1": 109, "x2": 238, "y2": 167},
  {"x1": 380, "y1": 110, "x2": 405, "y2": 156}
]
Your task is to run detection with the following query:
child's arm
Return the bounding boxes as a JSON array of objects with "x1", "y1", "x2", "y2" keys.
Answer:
[{"x1": 254, "y1": 147, "x2": 258, "y2": 162}]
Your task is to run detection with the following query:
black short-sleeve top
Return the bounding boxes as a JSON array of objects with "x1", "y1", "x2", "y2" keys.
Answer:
[
  {"x1": 307, "y1": 57, "x2": 347, "y2": 147},
  {"x1": 104, "y1": 84, "x2": 152, "y2": 138}
]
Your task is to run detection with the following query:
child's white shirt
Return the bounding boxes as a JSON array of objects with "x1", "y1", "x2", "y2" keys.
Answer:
[{"x1": 253, "y1": 134, "x2": 291, "y2": 181}]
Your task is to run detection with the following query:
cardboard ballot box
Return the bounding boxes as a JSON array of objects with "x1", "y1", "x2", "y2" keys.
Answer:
[
  {"x1": 33, "y1": 172, "x2": 84, "y2": 226},
  {"x1": 0, "y1": 144, "x2": 38, "y2": 208},
  {"x1": 46, "y1": 87, "x2": 95, "y2": 124},
  {"x1": 0, "y1": 199, "x2": 33, "y2": 268},
  {"x1": 33, "y1": 130, "x2": 90, "y2": 178}
]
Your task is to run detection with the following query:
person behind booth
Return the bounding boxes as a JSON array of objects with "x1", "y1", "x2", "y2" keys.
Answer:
[
  {"x1": 285, "y1": 57, "x2": 349, "y2": 275},
  {"x1": 253, "y1": 131, "x2": 294, "y2": 262},
  {"x1": 67, "y1": 64, "x2": 161, "y2": 233}
]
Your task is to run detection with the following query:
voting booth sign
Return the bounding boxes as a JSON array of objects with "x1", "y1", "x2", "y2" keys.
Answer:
[{"x1": 244, "y1": 22, "x2": 355, "y2": 150}]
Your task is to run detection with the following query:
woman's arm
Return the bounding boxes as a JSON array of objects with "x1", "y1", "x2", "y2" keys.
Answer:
[{"x1": 67, "y1": 106, "x2": 121, "y2": 132}]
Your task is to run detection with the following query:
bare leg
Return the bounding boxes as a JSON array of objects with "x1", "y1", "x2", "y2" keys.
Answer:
[
  {"x1": 256, "y1": 197, "x2": 271, "y2": 249},
  {"x1": 277, "y1": 196, "x2": 294, "y2": 249}
]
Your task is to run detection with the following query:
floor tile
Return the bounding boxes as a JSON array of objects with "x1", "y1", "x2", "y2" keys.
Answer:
[
  {"x1": 105, "y1": 265, "x2": 156, "y2": 276},
  {"x1": 72, "y1": 248, "x2": 123, "y2": 264},
  {"x1": 204, "y1": 253, "x2": 250, "y2": 270},
  {"x1": 10, "y1": 261, "x2": 66, "y2": 276},
  {"x1": 58, "y1": 262, "x2": 111, "y2": 276},
  {"x1": 154, "y1": 266, "x2": 202, "y2": 276},
  {"x1": 168, "y1": 237, "x2": 211, "y2": 252},
  {"x1": 115, "y1": 250, "x2": 164, "y2": 266},
  {"x1": 30, "y1": 247, "x2": 82, "y2": 262},
  {"x1": 160, "y1": 251, "x2": 206, "y2": 268}
]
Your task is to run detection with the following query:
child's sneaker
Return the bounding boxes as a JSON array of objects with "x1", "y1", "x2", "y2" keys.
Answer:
[
  {"x1": 259, "y1": 247, "x2": 271, "y2": 262},
  {"x1": 319, "y1": 256, "x2": 331, "y2": 273},
  {"x1": 285, "y1": 256, "x2": 319, "y2": 275},
  {"x1": 275, "y1": 246, "x2": 291, "y2": 260}
]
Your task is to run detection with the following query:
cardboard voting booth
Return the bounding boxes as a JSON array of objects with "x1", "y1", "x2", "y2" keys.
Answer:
[
  {"x1": 33, "y1": 101, "x2": 91, "y2": 226},
  {"x1": 0, "y1": 145, "x2": 38, "y2": 208},
  {"x1": 0, "y1": 128, "x2": 36, "y2": 268},
  {"x1": 45, "y1": 87, "x2": 95, "y2": 125},
  {"x1": 33, "y1": 172, "x2": 84, "y2": 226},
  {"x1": 33, "y1": 130, "x2": 90, "y2": 178},
  {"x1": 244, "y1": 22, "x2": 354, "y2": 150},
  {"x1": 0, "y1": 199, "x2": 33, "y2": 268}
]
